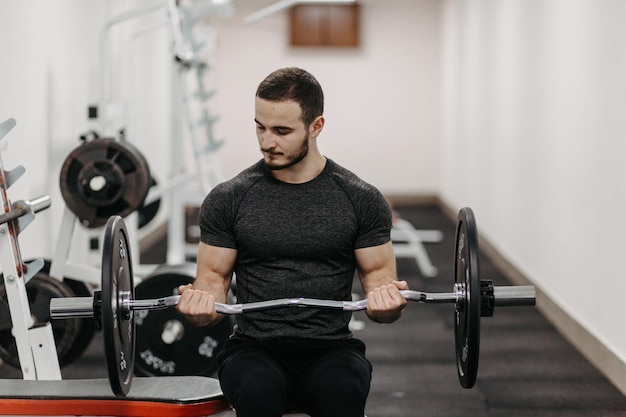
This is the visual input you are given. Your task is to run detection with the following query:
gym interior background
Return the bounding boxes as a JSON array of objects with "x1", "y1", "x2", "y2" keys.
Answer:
[{"x1": 0, "y1": 0, "x2": 624, "y2": 402}]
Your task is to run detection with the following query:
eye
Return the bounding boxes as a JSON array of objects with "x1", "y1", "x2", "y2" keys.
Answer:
[{"x1": 274, "y1": 127, "x2": 294, "y2": 136}]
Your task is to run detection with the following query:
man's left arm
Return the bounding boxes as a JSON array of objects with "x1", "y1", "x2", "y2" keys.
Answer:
[{"x1": 355, "y1": 241, "x2": 409, "y2": 323}]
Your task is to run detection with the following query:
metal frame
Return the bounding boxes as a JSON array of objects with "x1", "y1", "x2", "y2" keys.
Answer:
[{"x1": 0, "y1": 118, "x2": 60, "y2": 380}]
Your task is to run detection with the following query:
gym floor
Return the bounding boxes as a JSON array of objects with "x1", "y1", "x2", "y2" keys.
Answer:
[{"x1": 1, "y1": 203, "x2": 625, "y2": 416}]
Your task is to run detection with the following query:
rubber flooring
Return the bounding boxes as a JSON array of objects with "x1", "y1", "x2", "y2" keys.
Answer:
[{"x1": 1, "y1": 203, "x2": 625, "y2": 416}]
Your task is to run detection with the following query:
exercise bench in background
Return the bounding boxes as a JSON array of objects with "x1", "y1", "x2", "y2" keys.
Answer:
[{"x1": 391, "y1": 218, "x2": 443, "y2": 277}]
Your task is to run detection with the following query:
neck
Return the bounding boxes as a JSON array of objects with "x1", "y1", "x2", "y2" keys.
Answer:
[{"x1": 271, "y1": 152, "x2": 327, "y2": 184}]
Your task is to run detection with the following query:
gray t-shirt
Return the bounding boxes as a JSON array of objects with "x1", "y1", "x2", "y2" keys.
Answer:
[{"x1": 199, "y1": 158, "x2": 392, "y2": 340}]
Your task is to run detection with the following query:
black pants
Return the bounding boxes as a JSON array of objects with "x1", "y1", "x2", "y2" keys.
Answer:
[{"x1": 217, "y1": 336, "x2": 372, "y2": 417}]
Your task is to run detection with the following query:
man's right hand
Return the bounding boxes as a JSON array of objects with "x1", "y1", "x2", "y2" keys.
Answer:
[{"x1": 176, "y1": 284, "x2": 223, "y2": 327}]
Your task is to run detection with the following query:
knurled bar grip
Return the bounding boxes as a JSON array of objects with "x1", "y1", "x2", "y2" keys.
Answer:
[{"x1": 50, "y1": 287, "x2": 536, "y2": 319}]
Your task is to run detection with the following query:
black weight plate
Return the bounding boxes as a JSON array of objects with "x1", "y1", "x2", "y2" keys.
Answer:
[
  {"x1": 24, "y1": 258, "x2": 97, "y2": 367},
  {"x1": 134, "y1": 263, "x2": 232, "y2": 377},
  {"x1": 137, "y1": 177, "x2": 160, "y2": 229},
  {"x1": 102, "y1": 215, "x2": 135, "y2": 396},
  {"x1": 59, "y1": 138, "x2": 151, "y2": 228},
  {"x1": 0, "y1": 274, "x2": 81, "y2": 368},
  {"x1": 454, "y1": 207, "x2": 481, "y2": 389}
]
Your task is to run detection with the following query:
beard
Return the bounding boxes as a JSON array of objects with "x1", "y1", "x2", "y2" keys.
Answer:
[{"x1": 263, "y1": 134, "x2": 310, "y2": 171}]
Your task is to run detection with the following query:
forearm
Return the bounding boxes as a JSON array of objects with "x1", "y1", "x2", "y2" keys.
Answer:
[
  {"x1": 192, "y1": 271, "x2": 231, "y2": 303},
  {"x1": 176, "y1": 243, "x2": 236, "y2": 327},
  {"x1": 356, "y1": 242, "x2": 408, "y2": 323},
  {"x1": 185, "y1": 272, "x2": 231, "y2": 326}
]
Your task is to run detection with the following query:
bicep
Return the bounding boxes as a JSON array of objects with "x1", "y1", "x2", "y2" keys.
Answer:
[
  {"x1": 194, "y1": 242, "x2": 237, "y2": 301},
  {"x1": 355, "y1": 241, "x2": 397, "y2": 294}
]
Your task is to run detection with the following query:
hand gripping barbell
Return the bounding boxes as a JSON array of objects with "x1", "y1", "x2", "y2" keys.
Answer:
[{"x1": 49, "y1": 209, "x2": 535, "y2": 397}]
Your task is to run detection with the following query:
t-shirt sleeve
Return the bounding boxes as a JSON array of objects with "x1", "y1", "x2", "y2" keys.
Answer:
[
  {"x1": 354, "y1": 186, "x2": 392, "y2": 249},
  {"x1": 198, "y1": 184, "x2": 237, "y2": 249}
]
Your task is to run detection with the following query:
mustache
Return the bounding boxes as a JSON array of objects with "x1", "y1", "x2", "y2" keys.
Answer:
[{"x1": 261, "y1": 149, "x2": 282, "y2": 155}]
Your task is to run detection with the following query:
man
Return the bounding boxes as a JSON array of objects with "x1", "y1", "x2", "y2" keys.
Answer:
[{"x1": 176, "y1": 67, "x2": 408, "y2": 417}]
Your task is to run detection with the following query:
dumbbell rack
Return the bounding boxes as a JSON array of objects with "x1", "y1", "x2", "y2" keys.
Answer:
[{"x1": 0, "y1": 118, "x2": 60, "y2": 380}]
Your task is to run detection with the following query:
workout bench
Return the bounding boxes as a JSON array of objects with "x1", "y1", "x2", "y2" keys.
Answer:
[{"x1": 0, "y1": 376, "x2": 231, "y2": 417}]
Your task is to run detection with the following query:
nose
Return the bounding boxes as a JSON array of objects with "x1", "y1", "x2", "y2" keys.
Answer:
[{"x1": 259, "y1": 131, "x2": 277, "y2": 151}]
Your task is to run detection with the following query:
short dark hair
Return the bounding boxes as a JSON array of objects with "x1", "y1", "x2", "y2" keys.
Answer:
[{"x1": 256, "y1": 67, "x2": 324, "y2": 127}]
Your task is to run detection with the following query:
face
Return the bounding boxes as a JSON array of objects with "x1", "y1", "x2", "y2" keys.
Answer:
[{"x1": 255, "y1": 97, "x2": 312, "y2": 171}]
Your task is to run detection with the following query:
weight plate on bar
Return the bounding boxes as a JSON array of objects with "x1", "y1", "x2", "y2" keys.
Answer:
[
  {"x1": 454, "y1": 207, "x2": 481, "y2": 389},
  {"x1": 134, "y1": 263, "x2": 232, "y2": 377},
  {"x1": 101, "y1": 215, "x2": 135, "y2": 396},
  {"x1": 0, "y1": 274, "x2": 81, "y2": 368},
  {"x1": 59, "y1": 138, "x2": 151, "y2": 228}
]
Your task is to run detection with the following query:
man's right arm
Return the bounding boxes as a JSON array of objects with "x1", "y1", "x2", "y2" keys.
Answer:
[{"x1": 176, "y1": 242, "x2": 237, "y2": 327}]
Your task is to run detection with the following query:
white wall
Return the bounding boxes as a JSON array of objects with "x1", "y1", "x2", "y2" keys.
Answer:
[
  {"x1": 0, "y1": 0, "x2": 443, "y2": 261},
  {"x1": 210, "y1": 0, "x2": 443, "y2": 191},
  {"x1": 441, "y1": 0, "x2": 626, "y2": 370},
  {"x1": 0, "y1": 0, "x2": 108, "y2": 260}
]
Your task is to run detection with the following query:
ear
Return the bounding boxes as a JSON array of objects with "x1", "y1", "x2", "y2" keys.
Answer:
[{"x1": 309, "y1": 116, "x2": 325, "y2": 139}]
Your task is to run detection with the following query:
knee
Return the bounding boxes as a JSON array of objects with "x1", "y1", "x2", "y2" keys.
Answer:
[
  {"x1": 317, "y1": 374, "x2": 370, "y2": 403},
  {"x1": 224, "y1": 375, "x2": 288, "y2": 417},
  {"x1": 304, "y1": 382, "x2": 369, "y2": 417},
  {"x1": 239, "y1": 371, "x2": 288, "y2": 401},
  {"x1": 298, "y1": 353, "x2": 371, "y2": 417},
  {"x1": 220, "y1": 360, "x2": 289, "y2": 417}
]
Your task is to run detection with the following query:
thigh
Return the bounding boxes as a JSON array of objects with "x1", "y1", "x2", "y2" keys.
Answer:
[
  {"x1": 294, "y1": 346, "x2": 372, "y2": 417},
  {"x1": 218, "y1": 342, "x2": 292, "y2": 417}
]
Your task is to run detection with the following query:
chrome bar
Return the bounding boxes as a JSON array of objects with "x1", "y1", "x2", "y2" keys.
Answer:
[
  {"x1": 400, "y1": 290, "x2": 459, "y2": 304},
  {"x1": 237, "y1": 298, "x2": 347, "y2": 313},
  {"x1": 130, "y1": 295, "x2": 180, "y2": 311},
  {"x1": 28, "y1": 195, "x2": 52, "y2": 213},
  {"x1": 219, "y1": 291, "x2": 460, "y2": 314},
  {"x1": 50, "y1": 285, "x2": 536, "y2": 318},
  {"x1": 50, "y1": 297, "x2": 94, "y2": 319},
  {"x1": 494, "y1": 286, "x2": 536, "y2": 307}
]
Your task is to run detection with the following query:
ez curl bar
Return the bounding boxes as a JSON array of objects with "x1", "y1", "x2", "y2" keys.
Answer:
[{"x1": 49, "y1": 208, "x2": 535, "y2": 397}]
